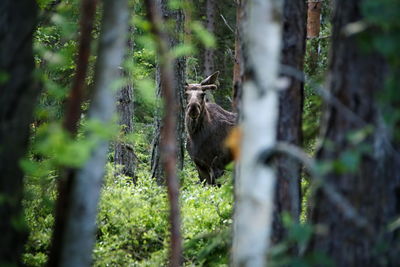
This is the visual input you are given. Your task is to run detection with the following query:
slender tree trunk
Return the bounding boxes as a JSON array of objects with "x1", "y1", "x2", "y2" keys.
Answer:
[
  {"x1": 48, "y1": 0, "x2": 128, "y2": 266},
  {"x1": 0, "y1": 1, "x2": 38, "y2": 264},
  {"x1": 114, "y1": 29, "x2": 136, "y2": 180},
  {"x1": 232, "y1": 0, "x2": 283, "y2": 266},
  {"x1": 114, "y1": 80, "x2": 135, "y2": 179},
  {"x1": 145, "y1": 0, "x2": 182, "y2": 266},
  {"x1": 204, "y1": 0, "x2": 216, "y2": 76},
  {"x1": 306, "y1": 0, "x2": 322, "y2": 74},
  {"x1": 232, "y1": 0, "x2": 244, "y2": 112},
  {"x1": 272, "y1": 0, "x2": 307, "y2": 245},
  {"x1": 150, "y1": 0, "x2": 186, "y2": 183},
  {"x1": 309, "y1": 0, "x2": 400, "y2": 265}
]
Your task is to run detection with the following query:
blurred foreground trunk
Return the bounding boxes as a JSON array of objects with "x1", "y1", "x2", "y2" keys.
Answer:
[
  {"x1": 309, "y1": 0, "x2": 400, "y2": 264},
  {"x1": 0, "y1": 0, "x2": 38, "y2": 264},
  {"x1": 232, "y1": 0, "x2": 283, "y2": 266}
]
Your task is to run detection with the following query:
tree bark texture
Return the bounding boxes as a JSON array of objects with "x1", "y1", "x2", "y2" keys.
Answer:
[
  {"x1": 306, "y1": 0, "x2": 322, "y2": 74},
  {"x1": 151, "y1": 0, "x2": 186, "y2": 183},
  {"x1": 309, "y1": 0, "x2": 400, "y2": 265},
  {"x1": 204, "y1": 0, "x2": 216, "y2": 76},
  {"x1": 0, "y1": 0, "x2": 38, "y2": 264},
  {"x1": 114, "y1": 81, "x2": 135, "y2": 179},
  {"x1": 307, "y1": 0, "x2": 321, "y2": 38},
  {"x1": 232, "y1": 0, "x2": 283, "y2": 266},
  {"x1": 145, "y1": 0, "x2": 182, "y2": 266},
  {"x1": 272, "y1": 0, "x2": 306, "y2": 245},
  {"x1": 232, "y1": 0, "x2": 244, "y2": 112},
  {"x1": 48, "y1": 0, "x2": 128, "y2": 266}
]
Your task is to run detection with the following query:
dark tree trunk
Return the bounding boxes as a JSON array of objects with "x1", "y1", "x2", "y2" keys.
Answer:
[
  {"x1": 0, "y1": 1, "x2": 38, "y2": 264},
  {"x1": 309, "y1": 0, "x2": 400, "y2": 265},
  {"x1": 232, "y1": 0, "x2": 244, "y2": 112},
  {"x1": 114, "y1": 31, "x2": 136, "y2": 180},
  {"x1": 272, "y1": 0, "x2": 306, "y2": 246},
  {"x1": 114, "y1": 80, "x2": 135, "y2": 179},
  {"x1": 204, "y1": 0, "x2": 216, "y2": 76},
  {"x1": 151, "y1": 0, "x2": 186, "y2": 184}
]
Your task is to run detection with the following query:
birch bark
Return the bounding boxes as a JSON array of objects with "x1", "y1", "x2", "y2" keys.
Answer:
[{"x1": 232, "y1": 0, "x2": 283, "y2": 266}]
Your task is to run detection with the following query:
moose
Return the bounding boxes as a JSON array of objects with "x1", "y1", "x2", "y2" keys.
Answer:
[{"x1": 184, "y1": 71, "x2": 237, "y2": 185}]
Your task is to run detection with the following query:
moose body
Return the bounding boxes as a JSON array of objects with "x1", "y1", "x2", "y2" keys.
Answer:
[{"x1": 185, "y1": 72, "x2": 237, "y2": 185}]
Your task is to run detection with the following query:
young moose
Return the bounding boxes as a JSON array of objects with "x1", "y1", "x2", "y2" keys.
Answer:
[{"x1": 185, "y1": 71, "x2": 237, "y2": 185}]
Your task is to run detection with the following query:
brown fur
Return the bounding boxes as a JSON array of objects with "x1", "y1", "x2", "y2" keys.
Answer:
[{"x1": 185, "y1": 72, "x2": 237, "y2": 185}]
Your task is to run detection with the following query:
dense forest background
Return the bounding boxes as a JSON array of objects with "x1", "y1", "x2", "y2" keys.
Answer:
[{"x1": 1, "y1": 0, "x2": 400, "y2": 266}]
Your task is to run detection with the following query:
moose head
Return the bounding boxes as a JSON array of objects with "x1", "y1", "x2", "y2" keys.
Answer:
[{"x1": 184, "y1": 71, "x2": 219, "y2": 120}]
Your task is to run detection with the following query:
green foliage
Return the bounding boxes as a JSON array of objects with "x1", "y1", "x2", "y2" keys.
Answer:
[{"x1": 23, "y1": 120, "x2": 233, "y2": 266}]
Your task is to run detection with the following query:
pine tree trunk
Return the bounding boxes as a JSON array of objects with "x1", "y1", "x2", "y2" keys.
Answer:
[
  {"x1": 151, "y1": 0, "x2": 186, "y2": 184},
  {"x1": 114, "y1": 29, "x2": 135, "y2": 180},
  {"x1": 272, "y1": 0, "x2": 306, "y2": 245},
  {"x1": 232, "y1": 0, "x2": 244, "y2": 112},
  {"x1": 0, "y1": 0, "x2": 38, "y2": 264},
  {"x1": 232, "y1": 0, "x2": 283, "y2": 266},
  {"x1": 114, "y1": 79, "x2": 135, "y2": 179},
  {"x1": 306, "y1": 0, "x2": 321, "y2": 74},
  {"x1": 309, "y1": 0, "x2": 400, "y2": 265},
  {"x1": 204, "y1": 0, "x2": 216, "y2": 76}
]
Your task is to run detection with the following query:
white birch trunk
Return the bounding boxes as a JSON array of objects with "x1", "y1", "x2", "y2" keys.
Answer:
[
  {"x1": 232, "y1": 0, "x2": 283, "y2": 266},
  {"x1": 59, "y1": 0, "x2": 128, "y2": 266}
]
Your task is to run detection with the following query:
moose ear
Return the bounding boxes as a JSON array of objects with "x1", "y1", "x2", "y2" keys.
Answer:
[{"x1": 200, "y1": 71, "x2": 220, "y2": 86}]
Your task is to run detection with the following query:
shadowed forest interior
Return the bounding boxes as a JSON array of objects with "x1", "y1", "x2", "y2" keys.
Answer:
[{"x1": 1, "y1": 0, "x2": 400, "y2": 266}]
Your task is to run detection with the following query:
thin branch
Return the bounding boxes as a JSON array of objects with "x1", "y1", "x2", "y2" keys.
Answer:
[{"x1": 220, "y1": 14, "x2": 234, "y2": 33}]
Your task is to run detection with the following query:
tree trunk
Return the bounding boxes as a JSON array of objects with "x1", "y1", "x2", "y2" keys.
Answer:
[
  {"x1": 232, "y1": 0, "x2": 283, "y2": 266},
  {"x1": 114, "y1": 30, "x2": 136, "y2": 180},
  {"x1": 307, "y1": 0, "x2": 321, "y2": 38},
  {"x1": 309, "y1": 0, "x2": 400, "y2": 265},
  {"x1": 0, "y1": 0, "x2": 38, "y2": 264},
  {"x1": 150, "y1": 0, "x2": 186, "y2": 184},
  {"x1": 204, "y1": 0, "x2": 216, "y2": 76},
  {"x1": 272, "y1": 0, "x2": 306, "y2": 245},
  {"x1": 48, "y1": 0, "x2": 128, "y2": 266},
  {"x1": 306, "y1": 0, "x2": 321, "y2": 75},
  {"x1": 232, "y1": 0, "x2": 244, "y2": 112},
  {"x1": 145, "y1": 0, "x2": 182, "y2": 265},
  {"x1": 114, "y1": 80, "x2": 135, "y2": 179}
]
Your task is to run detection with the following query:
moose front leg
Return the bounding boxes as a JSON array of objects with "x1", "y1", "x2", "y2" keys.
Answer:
[{"x1": 195, "y1": 163, "x2": 212, "y2": 185}]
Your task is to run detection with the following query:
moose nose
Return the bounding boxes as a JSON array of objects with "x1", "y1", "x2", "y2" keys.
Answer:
[{"x1": 188, "y1": 103, "x2": 201, "y2": 118}]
